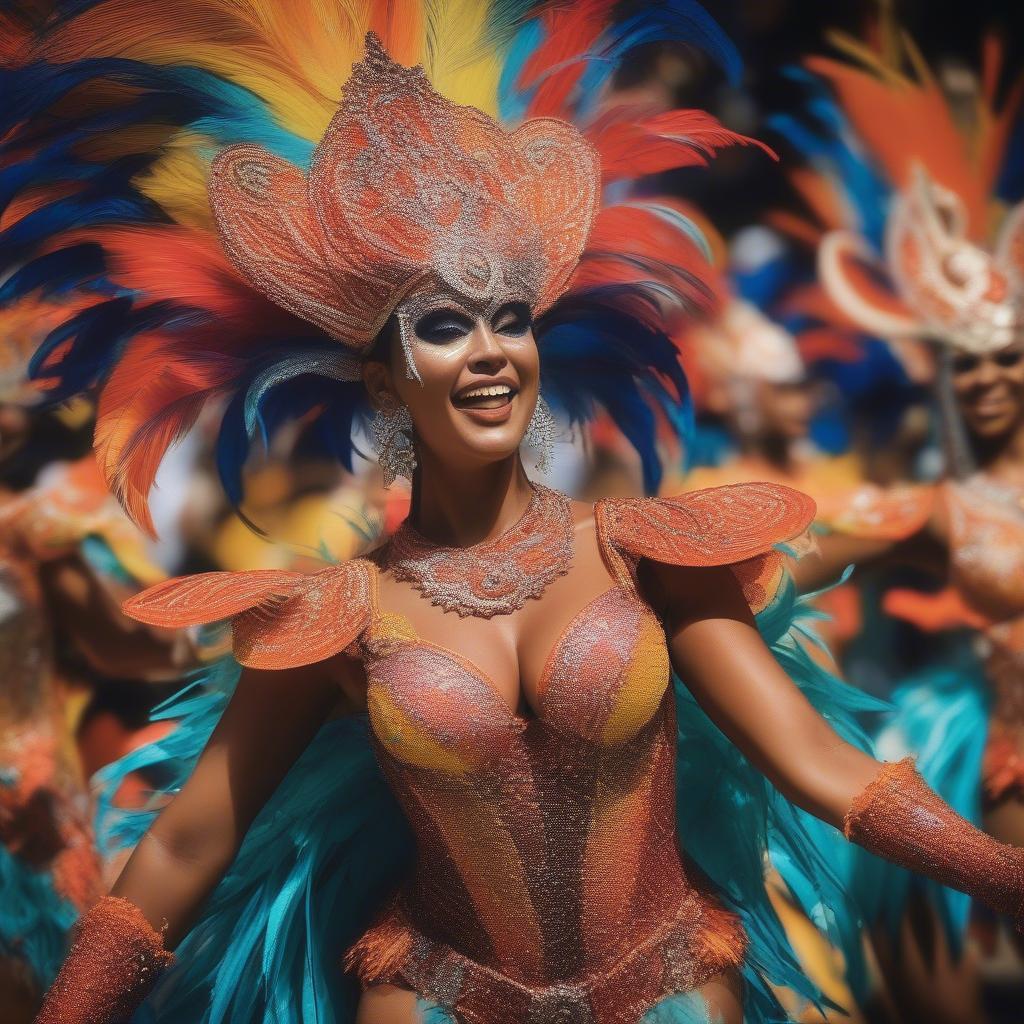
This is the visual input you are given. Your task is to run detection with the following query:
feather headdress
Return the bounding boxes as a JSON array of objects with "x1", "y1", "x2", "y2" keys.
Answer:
[{"x1": 1, "y1": 0, "x2": 771, "y2": 531}]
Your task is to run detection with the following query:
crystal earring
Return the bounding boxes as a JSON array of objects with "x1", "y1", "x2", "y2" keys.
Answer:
[
  {"x1": 370, "y1": 402, "x2": 417, "y2": 487},
  {"x1": 523, "y1": 393, "x2": 556, "y2": 474}
]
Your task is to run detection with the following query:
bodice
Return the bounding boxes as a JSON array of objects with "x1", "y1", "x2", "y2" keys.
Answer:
[
  {"x1": 123, "y1": 482, "x2": 815, "y2": 1023},
  {"x1": 355, "y1": 582, "x2": 704, "y2": 978},
  {"x1": 342, "y1": 565, "x2": 748, "y2": 1023},
  {"x1": 945, "y1": 479, "x2": 1024, "y2": 624}
]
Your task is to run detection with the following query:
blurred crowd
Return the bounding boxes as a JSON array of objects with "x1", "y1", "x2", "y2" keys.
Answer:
[{"x1": 3, "y1": 1, "x2": 1024, "y2": 1022}]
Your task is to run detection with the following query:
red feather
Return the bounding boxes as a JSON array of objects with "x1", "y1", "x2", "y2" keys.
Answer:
[
  {"x1": 64, "y1": 225, "x2": 297, "y2": 332},
  {"x1": 521, "y1": 0, "x2": 614, "y2": 119},
  {"x1": 570, "y1": 202, "x2": 726, "y2": 328},
  {"x1": 95, "y1": 328, "x2": 246, "y2": 534},
  {"x1": 589, "y1": 106, "x2": 777, "y2": 181}
]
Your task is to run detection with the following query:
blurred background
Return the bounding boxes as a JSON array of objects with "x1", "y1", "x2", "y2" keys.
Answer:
[{"x1": 3, "y1": 0, "x2": 1024, "y2": 1021}]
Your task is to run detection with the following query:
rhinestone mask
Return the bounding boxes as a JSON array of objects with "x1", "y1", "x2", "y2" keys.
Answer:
[{"x1": 208, "y1": 33, "x2": 602, "y2": 375}]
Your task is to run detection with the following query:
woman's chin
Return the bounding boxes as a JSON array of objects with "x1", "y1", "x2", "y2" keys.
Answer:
[{"x1": 452, "y1": 430, "x2": 527, "y2": 468}]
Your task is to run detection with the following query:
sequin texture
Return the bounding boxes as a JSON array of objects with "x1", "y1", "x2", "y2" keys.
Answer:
[
  {"x1": 123, "y1": 483, "x2": 820, "y2": 1023},
  {"x1": 379, "y1": 484, "x2": 575, "y2": 618},
  {"x1": 844, "y1": 758, "x2": 1024, "y2": 923},
  {"x1": 35, "y1": 896, "x2": 174, "y2": 1023},
  {"x1": 208, "y1": 33, "x2": 601, "y2": 359}
]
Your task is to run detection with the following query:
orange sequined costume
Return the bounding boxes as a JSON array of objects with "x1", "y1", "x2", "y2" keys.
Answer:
[
  {"x1": 825, "y1": 479, "x2": 1024, "y2": 803},
  {"x1": 125, "y1": 482, "x2": 812, "y2": 1024}
]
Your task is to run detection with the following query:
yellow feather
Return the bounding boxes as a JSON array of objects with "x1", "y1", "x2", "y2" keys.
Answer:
[
  {"x1": 136, "y1": 136, "x2": 217, "y2": 231},
  {"x1": 422, "y1": 0, "x2": 502, "y2": 114}
]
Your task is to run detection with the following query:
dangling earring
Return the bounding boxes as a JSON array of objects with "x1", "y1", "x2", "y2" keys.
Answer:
[
  {"x1": 523, "y1": 394, "x2": 556, "y2": 474},
  {"x1": 370, "y1": 401, "x2": 417, "y2": 487}
]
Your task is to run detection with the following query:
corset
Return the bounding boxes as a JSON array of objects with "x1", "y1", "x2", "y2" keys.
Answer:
[
  {"x1": 942, "y1": 482, "x2": 1024, "y2": 799},
  {"x1": 344, "y1": 585, "x2": 744, "y2": 1024},
  {"x1": 123, "y1": 482, "x2": 816, "y2": 1023}
]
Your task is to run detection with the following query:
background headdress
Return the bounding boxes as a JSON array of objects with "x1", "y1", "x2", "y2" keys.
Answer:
[
  {"x1": 1, "y1": 0, "x2": 772, "y2": 532},
  {"x1": 771, "y1": 17, "x2": 1024, "y2": 356}
]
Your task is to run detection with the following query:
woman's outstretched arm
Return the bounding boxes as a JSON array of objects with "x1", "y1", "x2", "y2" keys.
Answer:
[
  {"x1": 791, "y1": 525, "x2": 948, "y2": 595},
  {"x1": 649, "y1": 561, "x2": 1023, "y2": 917},
  {"x1": 36, "y1": 655, "x2": 352, "y2": 1022},
  {"x1": 651, "y1": 561, "x2": 879, "y2": 826}
]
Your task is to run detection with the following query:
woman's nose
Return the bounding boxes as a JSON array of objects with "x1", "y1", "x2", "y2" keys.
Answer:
[
  {"x1": 466, "y1": 322, "x2": 508, "y2": 373},
  {"x1": 973, "y1": 357, "x2": 1001, "y2": 385}
]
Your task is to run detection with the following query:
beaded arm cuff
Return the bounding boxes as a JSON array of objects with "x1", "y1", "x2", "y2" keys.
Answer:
[
  {"x1": 844, "y1": 758, "x2": 1024, "y2": 924},
  {"x1": 35, "y1": 896, "x2": 174, "y2": 1023}
]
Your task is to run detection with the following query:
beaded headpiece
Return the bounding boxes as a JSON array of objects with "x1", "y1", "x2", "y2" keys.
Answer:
[
  {"x1": 209, "y1": 33, "x2": 601, "y2": 380},
  {"x1": 820, "y1": 170, "x2": 1024, "y2": 355},
  {"x1": 779, "y1": 24, "x2": 1024, "y2": 356}
]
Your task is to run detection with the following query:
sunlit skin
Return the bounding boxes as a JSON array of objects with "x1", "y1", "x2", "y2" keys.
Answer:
[
  {"x1": 363, "y1": 300, "x2": 539, "y2": 484},
  {"x1": 796, "y1": 341, "x2": 1024, "y2": 596}
]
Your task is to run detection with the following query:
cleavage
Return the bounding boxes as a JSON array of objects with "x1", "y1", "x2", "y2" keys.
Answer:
[{"x1": 373, "y1": 543, "x2": 621, "y2": 721}]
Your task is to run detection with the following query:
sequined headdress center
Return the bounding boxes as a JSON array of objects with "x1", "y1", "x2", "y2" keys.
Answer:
[{"x1": 208, "y1": 32, "x2": 602, "y2": 373}]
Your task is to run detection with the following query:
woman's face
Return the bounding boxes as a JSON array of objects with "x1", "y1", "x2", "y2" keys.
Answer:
[
  {"x1": 950, "y1": 344, "x2": 1024, "y2": 441},
  {"x1": 364, "y1": 299, "x2": 540, "y2": 472},
  {"x1": 754, "y1": 379, "x2": 815, "y2": 443}
]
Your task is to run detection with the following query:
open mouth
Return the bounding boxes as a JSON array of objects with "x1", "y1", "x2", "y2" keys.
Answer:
[{"x1": 452, "y1": 383, "x2": 518, "y2": 411}]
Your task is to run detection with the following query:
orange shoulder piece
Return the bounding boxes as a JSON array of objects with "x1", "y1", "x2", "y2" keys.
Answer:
[
  {"x1": 596, "y1": 482, "x2": 815, "y2": 569},
  {"x1": 123, "y1": 560, "x2": 375, "y2": 670},
  {"x1": 595, "y1": 482, "x2": 816, "y2": 613},
  {"x1": 815, "y1": 483, "x2": 935, "y2": 541}
]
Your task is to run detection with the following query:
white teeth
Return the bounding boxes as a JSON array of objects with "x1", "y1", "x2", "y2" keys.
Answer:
[{"x1": 459, "y1": 384, "x2": 512, "y2": 399}]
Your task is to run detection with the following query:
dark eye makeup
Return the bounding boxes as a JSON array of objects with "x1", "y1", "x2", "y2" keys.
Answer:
[
  {"x1": 414, "y1": 308, "x2": 475, "y2": 343},
  {"x1": 952, "y1": 349, "x2": 1024, "y2": 376},
  {"x1": 491, "y1": 302, "x2": 532, "y2": 337},
  {"x1": 951, "y1": 354, "x2": 981, "y2": 376}
]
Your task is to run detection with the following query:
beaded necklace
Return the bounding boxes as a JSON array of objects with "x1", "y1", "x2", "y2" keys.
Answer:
[{"x1": 383, "y1": 484, "x2": 574, "y2": 618}]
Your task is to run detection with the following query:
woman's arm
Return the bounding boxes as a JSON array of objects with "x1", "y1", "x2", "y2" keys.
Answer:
[
  {"x1": 649, "y1": 560, "x2": 879, "y2": 825},
  {"x1": 646, "y1": 561, "x2": 1023, "y2": 918},
  {"x1": 36, "y1": 654, "x2": 353, "y2": 1022},
  {"x1": 791, "y1": 526, "x2": 946, "y2": 595}
]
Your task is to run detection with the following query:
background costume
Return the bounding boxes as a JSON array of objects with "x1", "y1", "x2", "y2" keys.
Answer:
[{"x1": 773, "y1": 13, "x2": 1024, "y2": 965}]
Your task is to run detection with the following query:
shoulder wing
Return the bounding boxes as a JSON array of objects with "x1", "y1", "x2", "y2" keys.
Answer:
[
  {"x1": 595, "y1": 482, "x2": 816, "y2": 613},
  {"x1": 124, "y1": 560, "x2": 375, "y2": 669}
]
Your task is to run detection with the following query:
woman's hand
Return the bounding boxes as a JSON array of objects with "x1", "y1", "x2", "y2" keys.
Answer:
[{"x1": 649, "y1": 561, "x2": 1024, "y2": 925}]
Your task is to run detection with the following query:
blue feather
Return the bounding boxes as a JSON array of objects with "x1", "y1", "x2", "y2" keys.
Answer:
[
  {"x1": 769, "y1": 69, "x2": 891, "y2": 250},
  {"x1": 499, "y1": 0, "x2": 741, "y2": 125},
  {"x1": 537, "y1": 301, "x2": 692, "y2": 493},
  {"x1": 0, "y1": 244, "x2": 106, "y2": 301}
]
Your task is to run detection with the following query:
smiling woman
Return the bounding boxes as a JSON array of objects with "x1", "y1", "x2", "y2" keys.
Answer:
[
  {"x1": 8, "y1": 2, "x2": 1024, "y2": 1024},
  {"x1": 772, "y1": 20, "x2": 1024, "y2": 1016}
]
